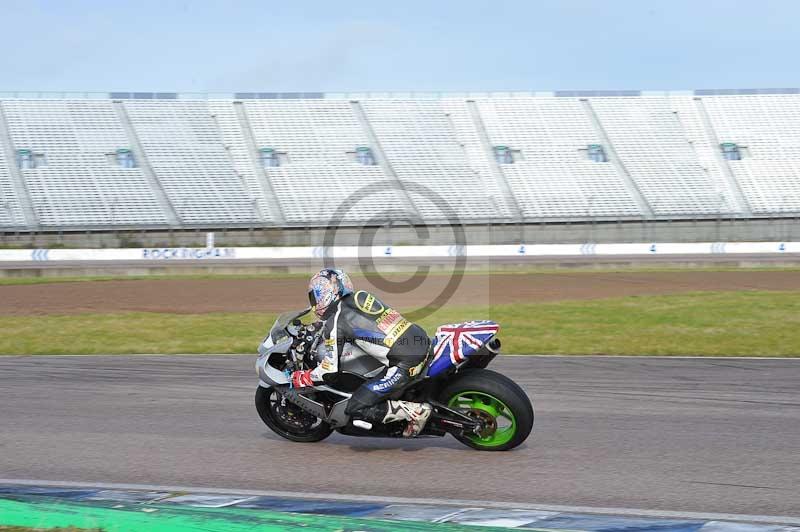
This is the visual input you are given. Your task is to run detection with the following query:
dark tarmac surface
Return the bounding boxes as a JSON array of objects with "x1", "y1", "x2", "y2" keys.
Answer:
[{"x1": 0, "y1": 355, "x2": 798, "y2": 517}]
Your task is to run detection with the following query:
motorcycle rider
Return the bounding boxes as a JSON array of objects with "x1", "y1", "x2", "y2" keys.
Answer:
[{"x1": 289, "y1": 268, "x2": 433, "y2": 437}]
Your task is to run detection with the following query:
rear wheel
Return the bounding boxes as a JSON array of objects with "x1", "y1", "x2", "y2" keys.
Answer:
[
  {"x1": 255, "y1": 386, "x2": 333, "y2": 442},
  {"x1": 439, "y1": 369, "x2": 533, "y2": 451}
]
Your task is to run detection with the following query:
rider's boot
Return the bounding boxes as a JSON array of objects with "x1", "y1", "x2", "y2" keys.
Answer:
[{"x1": 383, "y1": 400, "x2": 432, "y2": 437}]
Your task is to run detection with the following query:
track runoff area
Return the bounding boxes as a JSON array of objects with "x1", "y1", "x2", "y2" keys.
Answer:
[{"x1": 1, "y1": 246, "x2": 799, "y2": 530}]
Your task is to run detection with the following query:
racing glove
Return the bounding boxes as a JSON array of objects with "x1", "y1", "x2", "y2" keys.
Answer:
[{"x1": 290, "y1": 369, "x2": 315, "y2": 388}]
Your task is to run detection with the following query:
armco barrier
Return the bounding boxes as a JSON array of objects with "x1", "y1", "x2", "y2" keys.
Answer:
[{"x1": 0, "y1": 242, "x2": 798, "y2": 263}]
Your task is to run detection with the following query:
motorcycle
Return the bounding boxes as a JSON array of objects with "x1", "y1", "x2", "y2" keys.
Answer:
[{"x1": 254, "y1": 308, "x2": 534, "y2": 451}]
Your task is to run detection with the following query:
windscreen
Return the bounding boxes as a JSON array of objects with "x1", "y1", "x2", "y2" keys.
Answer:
[{"x1": 269, "y1": 308, "x2": 310, "y2": 344}]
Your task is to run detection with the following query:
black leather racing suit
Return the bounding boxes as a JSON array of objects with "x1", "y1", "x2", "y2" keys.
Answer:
[{"x1": 308, "y1": 290, "x2": 430, "y2": 423}]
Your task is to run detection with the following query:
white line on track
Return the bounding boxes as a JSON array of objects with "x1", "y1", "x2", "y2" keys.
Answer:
[{"x1": 1, "y1": 478, "x2": 798, "y2": 526}]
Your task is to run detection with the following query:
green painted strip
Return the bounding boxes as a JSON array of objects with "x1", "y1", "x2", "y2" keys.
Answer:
[{"x1": 0, "y1": 498, "x2": 518, "y2": 532}]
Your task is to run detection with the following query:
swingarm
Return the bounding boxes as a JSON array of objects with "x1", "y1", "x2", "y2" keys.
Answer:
[{"x1": 426, "y1": 400, "x2": 483, "y2": 437}]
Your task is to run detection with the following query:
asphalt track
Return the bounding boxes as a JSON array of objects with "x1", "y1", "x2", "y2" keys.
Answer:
[{"x1": 0, "y1": 355, "x2": 798, "y2": 518}]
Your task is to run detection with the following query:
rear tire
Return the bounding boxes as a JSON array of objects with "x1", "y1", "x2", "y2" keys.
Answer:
[
  {"x1": 438, "y1": 369, "x2": 533, "y2": 451},
  {"x1": 255, "y1": 386, "x2": 333, "y2": 443}
]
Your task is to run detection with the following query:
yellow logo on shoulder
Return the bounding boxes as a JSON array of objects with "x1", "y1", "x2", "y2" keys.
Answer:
[{"x1": 355, "y1": 290, "x2": 385, "y2": 315}]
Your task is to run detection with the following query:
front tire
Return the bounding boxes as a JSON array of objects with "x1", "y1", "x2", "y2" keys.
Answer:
[
  {"x1": 439, "y1": 369, "x2": 533, "y2": 451},
  {"x1": 255, "y1": 386, "x2": 333, "y2": 443}
]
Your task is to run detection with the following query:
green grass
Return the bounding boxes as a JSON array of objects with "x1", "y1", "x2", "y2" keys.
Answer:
[
  {"x1": 1, "y1": 290, "x2": 798, "y2": 356},
  {"x1": 477, "y1": 290, "x2": 800, "y2": 356}
]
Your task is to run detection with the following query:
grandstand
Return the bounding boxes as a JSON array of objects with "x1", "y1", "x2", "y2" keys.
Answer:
[{"x1": 0, "y1": 89, "x2": 799, "y2": 238}]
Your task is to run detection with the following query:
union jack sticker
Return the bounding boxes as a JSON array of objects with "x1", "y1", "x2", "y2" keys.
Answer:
[{"x1": 432, "y1": 320, "x2": 500, "y2": 366}]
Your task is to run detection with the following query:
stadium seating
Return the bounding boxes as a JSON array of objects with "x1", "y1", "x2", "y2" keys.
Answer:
[
  {"x1": 590, "y1": 96, "x2": 737, "y2": 216},
  {"x1": 0, "y1": 144, "x2": 25, "y2": 227},
  {"x1": 474, "y1": 97, "x2": 642, "y2": 219},
  {"x1": 242, "y1": 99, "x2": 400, "y2": 224},
  {"x1": 207, "y1": 101, "x2": 277, "y2": 223},
  {"x1": 361, "y1": 99, "x2": 512, "y2": 220},
  {"x1": 439, "y1": 98, "x2": 512, "y2": 218},
  {"x1": 123, "y1": 100, "x2": 258, "y2": 225},
  {"x1": 0, "y1": 99, "x2": 168, "y2": 227},
  {"x1": 0, "y1": 92, "x2": 799, "y2": 231},
  {"x1": 666, "y1": 96, "x2": 743, "y2": 213},
  {"x1": 701, "y1": 95, "x2": 800, "y2": 214}
]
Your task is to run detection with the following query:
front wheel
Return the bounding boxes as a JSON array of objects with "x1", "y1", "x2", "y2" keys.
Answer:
[
  {"x1": 255, "y1": 386, "x2": 333, "y2": 442},
  {"x1": 439, "y1": 369, "x2": 533, "y2": 451}
]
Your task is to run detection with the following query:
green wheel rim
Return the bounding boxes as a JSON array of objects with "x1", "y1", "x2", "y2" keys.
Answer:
[{"x1": 448, "y1": 391, "x2": 517, "y2": 447}]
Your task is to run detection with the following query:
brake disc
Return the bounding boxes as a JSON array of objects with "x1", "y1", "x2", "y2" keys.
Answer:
[
  {"x1": 276, "y1": 402, "x2": 316, "y2": 429},
  {"x1": 467, "y1": 408, "x2": 497, "y2": 438}
]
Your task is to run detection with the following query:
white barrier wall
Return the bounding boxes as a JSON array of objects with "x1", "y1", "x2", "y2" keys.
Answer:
[{"x1": 1, "y1": 242, "x2": 798, "y2": 262}]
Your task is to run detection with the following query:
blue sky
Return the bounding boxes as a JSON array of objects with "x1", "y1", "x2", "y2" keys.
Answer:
[{"x1": 1, "y1": 0, "x2": 798, "y2": 93}]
